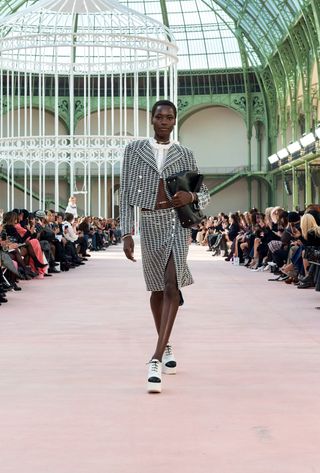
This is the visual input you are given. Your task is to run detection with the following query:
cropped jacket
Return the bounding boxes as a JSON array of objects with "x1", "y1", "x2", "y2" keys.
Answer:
[{"x1": 120, "y1": 139, "x2": 210, "y2": 236}]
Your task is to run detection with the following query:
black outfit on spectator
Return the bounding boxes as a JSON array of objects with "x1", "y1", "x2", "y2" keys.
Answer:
[{"x1": 272, "y1": 227, "x2": 296, "y2": 268}]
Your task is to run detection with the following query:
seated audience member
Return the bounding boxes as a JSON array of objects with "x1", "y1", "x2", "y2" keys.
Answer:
[
  {"x1": 202, "y1": 217, "x2": 214, "y2": 248},
  {"x1": 270, "y1": 212, "x2": 301, "y2": 274},
  {"x1": 3, "y1": 210, "x2": 47, "y2": 279},
  {"x1": 91, "y1": 217, "x2": 108, "y2": 250},
  {"x1": 109, "y1": 218, "x2": 122, "y2": 244},
  {"x1": 62, "y1": 213, "x2": 85, "y2": 266},
  {"x1": 234, "y1": 212, "x2": 255, "y2": 265},
  {"x1": 211, "y1": 214, "x2": 230, "y2": 256},
  {"x1": 78, "y1": 217, "x2": 91, "y2": 257},
  {"x1": 196, "y1": 219, "x2": 207, "y2": 246},
  {"x1": 0, "y1": 223, "x2": 22, "y2": 295},
  {"x1": 253, "y1": 207, "x2": 281, "y2": 269},
  {"x1": 296, "y1": 213, "x2": 320, "y2": 289},
  {"x1": 266, "y1": 208, "x2": 288, "y2": 268},
  {"x1": 224, "y1": 213, "x2": 241, "y2": 261},
  {"x1": 33, "y1": 210, "x2": 60, "y2": 275},
  {"x1": 207, "y1": 217, "x2": 221, "y2": 251}
]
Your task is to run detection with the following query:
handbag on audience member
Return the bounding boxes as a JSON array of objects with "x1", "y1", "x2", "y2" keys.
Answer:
[
  {"x1": 305, "y1": 246, "x2": 320, "y2": 264},
  {"x1": 166, "y1": 171, "x2": 204, "y2": 228}
]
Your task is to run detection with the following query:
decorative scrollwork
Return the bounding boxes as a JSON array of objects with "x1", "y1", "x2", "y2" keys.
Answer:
[
  {"x1": 177, "y1": 98, "x2": 189, "y2": 112},
  {"x1": 58, "y1": 99, "x2": 69, "y2": 114},
  {"x1": 75, "y1": 99, "x2": 84, "y2": 115},
  {"x1": 233, "y1": 96, "x2": 246, "y2": 111},
  {"x1": 252, "y1": 96, "x2": 264, "y2": 120}
]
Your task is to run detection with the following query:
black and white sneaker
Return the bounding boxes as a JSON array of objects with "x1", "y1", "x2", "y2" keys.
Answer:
[
  {"x1": 147, "y1": 359, "x2": 162, "y2": 393},
  {"x1": 162, "y1": 344, "x2": 177, "y2": 375}
]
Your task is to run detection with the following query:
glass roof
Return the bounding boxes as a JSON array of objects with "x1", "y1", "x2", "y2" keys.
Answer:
[
  {"x1": 206, "y1": 0, "x2": 305, "y2": 58},
  {"x1": 121, "y1": 0, "x2": 245, "y2": 69},
  {"x1": 0, "y1": 0, "x2": 307, "y2": 71}
]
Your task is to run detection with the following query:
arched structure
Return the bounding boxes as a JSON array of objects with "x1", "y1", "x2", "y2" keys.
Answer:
[{"x1": 0, "y1": 0, "x2": 177, "y2": 215}]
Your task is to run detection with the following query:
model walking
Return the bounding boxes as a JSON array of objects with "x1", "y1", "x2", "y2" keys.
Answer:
[{"x1": 120, "y1": 100, "x2": 210, "y2": 393}]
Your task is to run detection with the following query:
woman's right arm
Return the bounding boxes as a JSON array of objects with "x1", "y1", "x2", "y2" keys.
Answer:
[{"x1": 120, "y1": 143, "x2": 135, "y2": 237}]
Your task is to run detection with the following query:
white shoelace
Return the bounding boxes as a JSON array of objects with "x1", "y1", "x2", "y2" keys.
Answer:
[
  {"x1": 148, "y1": 359, "x2": 161, "y2": 374},
  {"x1": 164, "y1": 345, "x2": 173, "y2": 356}
]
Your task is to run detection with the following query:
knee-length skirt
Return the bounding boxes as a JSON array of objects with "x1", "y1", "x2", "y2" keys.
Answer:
[{"x1": 140, "y1": 207, "x2": 194, "y2": 292}]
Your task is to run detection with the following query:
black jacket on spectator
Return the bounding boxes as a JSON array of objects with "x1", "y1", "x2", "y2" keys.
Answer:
[{"x1": 228, "y1": 223, "x2": 240, "y2": 241}]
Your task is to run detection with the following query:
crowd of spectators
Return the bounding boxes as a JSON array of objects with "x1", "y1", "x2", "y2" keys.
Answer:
[
  {"x1": 0, "y1": 207, "x2": 121, "y2": 306},
  {"x1": 195, "y1": 205, "x2": 320, "y2": 291},
  {"x1": 4, "y1": 200, "x2": 320, "y2": 308}
]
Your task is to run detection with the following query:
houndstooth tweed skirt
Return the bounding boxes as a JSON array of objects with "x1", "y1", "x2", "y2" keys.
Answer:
[{"x1": 140, "y1": 207, "x2": 194, "y2": 292}]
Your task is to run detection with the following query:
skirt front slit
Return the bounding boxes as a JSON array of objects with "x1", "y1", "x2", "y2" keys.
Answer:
[{"x1": 140, "y1": 208, "x2": 194, "y2": 292}]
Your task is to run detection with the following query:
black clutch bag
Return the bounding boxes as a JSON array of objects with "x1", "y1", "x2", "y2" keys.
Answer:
[
  {"x1": 166, "y1": 171, "x2": 204, "y2": 228},
  {"x1": 305, "y1": 246, "x2": 320, "y2": 263}
]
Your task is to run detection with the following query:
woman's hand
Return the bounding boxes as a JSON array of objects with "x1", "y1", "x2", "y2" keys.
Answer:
[
  {"x1": 123, "y1": 236, "x2": 136, "y2": 262},
  {"x1": 172, "y1": 191, "x2": 194, "y2": 208}
]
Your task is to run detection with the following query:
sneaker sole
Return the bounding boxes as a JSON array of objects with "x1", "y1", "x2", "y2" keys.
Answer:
[
  {"x1": 147, "y1": 382, "x2": 162, "y2": 393},
  {"x1": 162, "y1": 365, "x2": 177, "y2": 375}
]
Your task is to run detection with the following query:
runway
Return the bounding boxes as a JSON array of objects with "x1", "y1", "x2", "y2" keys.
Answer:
[{"x1": 1, "y1": 243, "x2": 320, "y2": 473}]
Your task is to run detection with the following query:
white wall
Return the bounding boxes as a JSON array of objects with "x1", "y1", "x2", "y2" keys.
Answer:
[
  {"x1": 205, "y1": 179, "x2": 248, "y2": 216},
  {"x1": 75, "y1": 108, "x2": 151, "y2": 137},
  {"x1": 179, "y1": 106, "x2": 248, "y2": 172},
  {"x1": 1, "y1": 108, "x2": 67, "y2": 137}
]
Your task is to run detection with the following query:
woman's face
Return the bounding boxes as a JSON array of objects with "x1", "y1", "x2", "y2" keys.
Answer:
[{"x1": 152, "y1": 105, "x2": 176, "y2": 141}]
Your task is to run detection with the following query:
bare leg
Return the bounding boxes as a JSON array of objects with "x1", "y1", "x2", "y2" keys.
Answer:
[
  {"x1": 234, "y1": 236, "x2": 239, "y2": 258},
  {"x1": 150, "y1": 291, "x2": 163, "y2": 334},
  {"x1": 10, "y1": 249, "x2": 28, "y2": 270},
  {"x1": 25, "y1": 241, "x2": 47, "y2": 268},
  {"x1": 151, "y1": 254, "x2": 180, "y2": 361},
  {"x1": 303, "y1": 257, "x2": 309, "y2": 275}
]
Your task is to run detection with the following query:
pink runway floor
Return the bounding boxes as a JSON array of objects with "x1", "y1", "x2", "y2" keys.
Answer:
[{"x1": 1, "y1": 243, "x2": 320, "y2": 473}]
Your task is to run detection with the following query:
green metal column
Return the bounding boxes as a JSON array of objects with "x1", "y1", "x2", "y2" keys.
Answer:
[
  {"x1": 305, "y1": 162, "x2": 312, "y2": 206},
  {"x1": 292, "y1": 166, "x2": 299, "y2": 211},
  {"x1": 268, "y1": 174, "x2": 276, "y2": 207},
  {"x1": 247, "y1": 131, "x2": 252, "y2": 208},
  {"x1": 247, "y1": 176, "x2": 252, "y2": 209},
  {"x1": 247, "y1": 132, "x2": 252, "y2": 171},
  {"x1": 256, "y1": 123, "x2": 263, "y2": 210},
  {"x1": 282, "y1": 173, "x2": 288, "y2": 209}
]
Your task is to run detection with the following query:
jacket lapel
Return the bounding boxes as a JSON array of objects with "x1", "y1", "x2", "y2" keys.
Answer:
[
  {"x1": 136, "y1": 140, "x2": 159, "y2": 173},
  {"x1": 162, "y1": 144, "x2": 183, "y2": 172}
]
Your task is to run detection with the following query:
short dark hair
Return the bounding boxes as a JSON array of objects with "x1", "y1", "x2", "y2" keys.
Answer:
[
  {"x1": 64, "y1": 212, "x2": 74, "y2": 222},
  {"x1": 151, "y1": 100, "x2": 177, "y2": 118}
]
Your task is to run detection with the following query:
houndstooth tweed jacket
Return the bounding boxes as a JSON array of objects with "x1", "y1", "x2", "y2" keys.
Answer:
[{"x1": 120, "y1": 139, "x2": 210, "y2": 235}]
